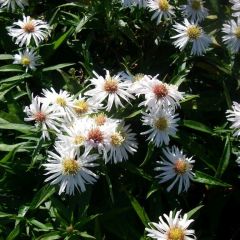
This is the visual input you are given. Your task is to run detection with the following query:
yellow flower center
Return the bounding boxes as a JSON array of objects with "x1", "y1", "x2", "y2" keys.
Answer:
[
  {"x1": 88, "y1": 128, "x2": 104, "y2": 143},
  {"x1": 34, "y1": 111, "x2": 46, "y2": 122},
  {"x1": 174, "y1": 159, "x2": 189, "y2": 174},
  {"x1": 21, "y1": 56, "x2": 31, "y2": 65},
  {"x1": 94, "y1": 113, "x2": 107, "y2": 126},
  {"x1": 104, "y1": 78, "x2": 118, "y2": 93},
  {"x1": 23, "y1": 21, "x2": 35, "y2": 33},
  {"x1": 111, "y1": 132, "x2": 125, "y2": 146},
  {"x1": 63, "y1": 158, "x2": 80, "y2": 175},
  {"x1": 155, "y1": 117, "x2": 168, "y2": 130},
  {"x1": 56, "y1": 97, "x2": 67, "y2": 107},
  {"x1": 191, "y1": 0, "x2": 201, "y2": 10},
  {"x1": 187, "y1": 25, "x2": 202, "y2": 39},
  {"x1": 153, "y1": 83, "x2": 168, "y2": 99},
  {"x1": 74, "y1": 135, "x2": 85, "y2": 145},
  {"x1": 234, "y1": 26, "x2": 240, "y2": 39},
  {"x1": 158, "y1": 0, "x2": 170, "y2": 11},
  {"x1": 168, "y1": 227, "x2": 184, "y2": 240},
  {"x1": 133, "y1": 73, "x2": 144, "y2": 82},
  {"x1": 74, "y1": 100, "x2": 89, "y2": 114}
]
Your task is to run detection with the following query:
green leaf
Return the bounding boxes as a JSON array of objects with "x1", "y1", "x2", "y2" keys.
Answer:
[
  {"x1": 187, "y1": 205, "x2": 204, "y2": 219},
  {"x1": 0, "y1": 54, "x2": 14, "y2": 60},
  {"x1": 0, "y1": 123, "x2": 34, "y2": 133},
  {"x1": 75, "y1": 15, "x2": 91, "y2": 33},
  {"x1": 125, "y1": 110, "x2": 141, "y2": 119},
  {"x1": 194, "y1": 171, "x2": 232, "y2": 187},
  {"x1": 0, "y1": 143, "x2": 28, "y2": 152},
  {"x1": 78, "y1": 231, "x2": 96, "y2": 239},
  {"x1": 75, "y1": 214, "x2": 100, "y2": 229},
  {"x1": 30, "y1": 185, "x2": 56, "y2": 209},
  {"x1": 28, "y1": 219, "x2": 53, "y2": 231},
  {"x1": 36, "y1": 231, "x2": 61, "y2": 240},
  {"x1": 53, "y1": 26, "x2": 75, "y2": 50},
  {"x1": 215, "y1": 136, "x2": 231, "y2": 178},
  {"x1": 0, "y1": 64, "x2": 23, "y2": 72},
  {"x1": 125, "y1": 190, "x2": 150, "y2": 226},
  {"x1": 0, "y1": 73, "x2": 32, "y2": 84},
  {"x1": 182, "y1": 120, "x2": 213, "y2": 134},
  {"x1": 140, "y1": 142, "x2": 155, "y2": 167},
  {"x1": 42, "y1": 63, "x2": 75, "y2": 72},
  {"x1": 6, "y1": 225, "x2": 20, "y2": 240}
]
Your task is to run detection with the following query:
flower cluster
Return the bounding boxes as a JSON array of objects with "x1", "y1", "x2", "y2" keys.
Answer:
[{"x1": 121, "y1": 0, "x2": 240, "y2": 55}]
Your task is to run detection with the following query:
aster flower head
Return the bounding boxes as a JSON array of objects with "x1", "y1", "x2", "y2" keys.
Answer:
[
  {"x1": 155, "y1": 146, "x2": 195, "y2": 194},
  {"x1": 141, "y1": 107, "x2": 179, "y2": 147},
  {"x1": 73, "y1": 94, "x2": 102, "y2": 117},
  {"x1": 230, "y1": 0, "x2": 240, "y2": 17},
  {"x1": 84, "y1": 70, "x2": 135, "y2": 112},
  {"x1": 106, "y1": 123, "x2": 138, "y2": 164},
  {"x1": 138, "y1": 75, "x2": 184, "y2": 110},
  {"x1": 145, "y1": 210, "x2": 196, "y2": 240},
  {"x1": 171, "y1": 18, "x2": 211, "y2": 56},
  {"x1": 146, "y1": 0, "x2": 175, "y2": 25},
  {"x1": 43, "y1": 146, "x2": 99, "y2": 195},
  {"x1": 24, "y1": 95, "x2": 62, "y2": 140},
  {"x1": 40, "y1": 88, "x2": 74, "y2": 121},
  {"x1": 0, "y1": 0, "x2": 28, "y2": 11},
  {"x1": 7, "y1": 15, "x2": 51, "y2": 47},
  {"x1": 226, "y1": 101, "x2": 240, "y2": 137},
  {"x1": 13, "y1": 48, "x2": 41, "y2": 72},
  {"x1": 120, "y1": 71, "x2": 152, "y2": 95},
  {"x1": 222, "y1": 18, "x2": 240, "y2": 53},
  {"x1": 180, "y1": 0, "x2": 208, "y2": 23}
]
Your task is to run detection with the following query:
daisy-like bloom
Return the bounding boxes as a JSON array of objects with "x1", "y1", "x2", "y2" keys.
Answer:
[
  {"x1": 120, "y1": 71, "x2": 152, "y2": 95},
  {"x1": 0, "y1": 0, "x2": 28, "y2": 11},
  {"x1": 141, "y1": 107, "x2": 179, "y2": 147},
  {"x1": 145, "y1": 210, "x2": 196, "y2": 240},
  {"x1": 146, "y1": 0, "x2": 175, "y2": 25},
  {"x1": 106, "y1": 123, "x2": 138, "y2": 163},
  {"x1": 73, "y1": 94, "x2": 101, "y2": 117},
  {"x1": 180, "y1": 0, "x2": 208, "y2": 23},
  {"x1": 155, "y1": 146, "x2": 195, "y2": 194},
  {"x1": 43, "y1": 146, "x2": 99, "y2": 195},
  {"x1": 13, "y1": 48, "x2": 41, "y2": 72},
  {"x1": 40, "y1": 88, "x2": 74, "y2": 121},
  {"x1": 7, "y1": 15, "x2": 51, "y2": 47},
  {"x1": 138, "y1": 75, "x2": 184, "y2": 110},
  {"x1": 222, "y1": 18, "x2": 240, "y2": 53},
  {"x1": 84, "y1": 70, "x2": 135, "y2": 112},
  {"x1": 24, "y1": 96, "x2": 62, "y2": 140},
  {"x1": 171, "y1": 18, "x2": 211, "y2": 56},
  {"x1": 230, "y1": 0, "x2": 240, "y2": 18},
  {"x1": 226, "y1": 101, "x2": 240, "y2": 137}
]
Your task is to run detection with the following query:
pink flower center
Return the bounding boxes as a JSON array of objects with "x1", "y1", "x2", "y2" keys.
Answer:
[
  {"x1": 88, "y1": 128, "x2": 104, "y2": 143},
  {"x1": 34, "y1": 112, "x2": 46, "y2": 122},
  {"x1": 153, "y1": 84, "x2": 168, "y2": 99}
]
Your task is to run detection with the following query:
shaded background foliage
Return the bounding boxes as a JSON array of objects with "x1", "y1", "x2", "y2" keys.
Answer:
[{"x1": 0, "y1": 0, "x2": 240, "y2": 239}]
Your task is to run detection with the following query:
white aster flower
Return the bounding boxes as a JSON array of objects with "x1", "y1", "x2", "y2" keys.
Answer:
[
  {"x1": 119, "y1": 72, "x2": 152, "y2": 95},
  {"x1": 180, "y1": 0, "x2": 208, "y2": 23},
  {"x1": 145, "y1": 210, "x2": 196, "y2": 240},
  {"x1": 73, "y1": 94, "x2": 101, "y2": 117},
  {"x1": 40, "y1": 88, "x2": 74, "y2": 121},
  {"x1": 155, "y1": 146, "x2": 195, "y2": 194},
  {"x1": 24, "y1": 95, "x2": 62, "y2": 140},
  {"x1": 13, "y1": 48, "x2": 41, "y2": 72},
  {"x1": 43, "y1": 147, "x2": 99, "y2": 195},
  {"x1": 171, "y1": 18, "x2": 211, "y2": 55},
  {"x1": 226, "y1": 101, "x2": 240, "y2": 137},
  {"x1": 138, "y1": 75, "x2": 184, "y2": 110},
  {"x1": 0, "y1": 0, "x2": 28, "y2": 11},
  {"x1": 222, "y1": 18, "x2": 240, "y2": 53},
  {"x1": 147, "y1": 0, "x2": 175, "y2": 25},
  {"x1": 141, "y1": 107, "x2": 179, "y2": 147},
  {"x1": 7, "y1": 15, "x2": 51, "y2": 47},
  {"x1": 84, "y1": 70, "x2": 135, "y2": 112},
  {"x1": 106, "y1": 123, "x2": 138, "y2": 164},
  {"x1": 230, "y1": 0, "x2": 240, "y2": 17}
]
